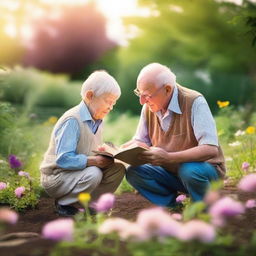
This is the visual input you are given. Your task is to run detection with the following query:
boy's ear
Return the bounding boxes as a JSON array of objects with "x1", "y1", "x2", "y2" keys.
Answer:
[{"x1": 85, "y1": 90, "x2": 94, "y2": 101}]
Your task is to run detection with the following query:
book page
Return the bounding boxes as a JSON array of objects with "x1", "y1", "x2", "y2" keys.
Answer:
[{"x1": 115, "y1": 146, "x2": 148, "y2": 166}]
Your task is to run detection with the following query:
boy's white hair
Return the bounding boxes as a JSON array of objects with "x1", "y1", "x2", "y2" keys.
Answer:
[
  {"x1": 80, "y1": 70, "x2": 121, "y2": 99},
  {"x1": 137, "y1": 63, "x2": 176, "y2": 88}
]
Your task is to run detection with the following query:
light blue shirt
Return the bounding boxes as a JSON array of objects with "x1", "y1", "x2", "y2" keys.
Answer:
[
  {"x1": 133, "y1": 86, "x2": 218, "y2": 147},
  {"x1": 55, "y1": 101, "x2": 102, "y2": 170}
]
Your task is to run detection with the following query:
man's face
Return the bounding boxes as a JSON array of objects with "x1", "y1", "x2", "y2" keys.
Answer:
[
  {"x1": 89, "y1": 93, "x2": 118, "y2": 120},
  {"x1": 135, "y1": 82, "x2": 172, "y2": 113}
]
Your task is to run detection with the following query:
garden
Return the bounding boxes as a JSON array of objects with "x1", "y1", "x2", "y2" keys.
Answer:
[{"x1": 1, "y1": 0, "x2": 256, "y2": 255}]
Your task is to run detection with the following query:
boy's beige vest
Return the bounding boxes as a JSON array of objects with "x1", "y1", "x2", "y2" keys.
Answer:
[
  {"x1": 40, "y1": 105, "x2": 102, "y2": 175},
  {"x1": 145, "y1": 84, "x2": 226, "y2": 178}
]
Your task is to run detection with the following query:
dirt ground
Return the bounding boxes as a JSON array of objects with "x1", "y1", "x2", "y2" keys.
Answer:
[{"x1": 1, "y1": 189, "x2": 256, "y2": 256}]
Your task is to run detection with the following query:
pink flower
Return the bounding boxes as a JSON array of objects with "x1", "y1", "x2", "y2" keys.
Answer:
[
  {"x1": 176, "y1": 194, "x2": 187, "y2": 203},
  {"x1": 98, "y1": 218, "x2": 132, "y2": 234},
  {"x1": 171, "y1": 213, "x2": 182, "y2": 221},
  {"x1": 178, "y1": 220, "x2": 215, "y2": 243},
  {"x1": 245, "y1": 199, "x2": 256, "y2": 208},
  {"x1": 18, "y1": 171, "x2": 30, "y2": 178},
  {"x1": 209, "y1": 197, "x2": 245, "y2": 226},
  {"x1": 238, "y1": 174, "x2": 256, "y2": 192},
  {"x1": 241, "y1": 162, "x2": 250, "y2": 171},
  {"x1": 204, "y1": 191, "x2": 221, "y2": 205},
  {"x1": 0, "y1": 182, "x2": 7, "y2": 190},
  {"x1": 42, "y1": 218, "x2": 74, "y2": 241},
  {"x1": 136, "y1": 208, "x2": 181, "y2": 239},
  {"x1": 14, "y1": 186, "x2": 25, "y2": 198},
  {"x1": 0, "y1": 208, "x2": 18, "y2": 224},
  {"x1": 91, "y1": 193, "x2": 115, "y2": 213}
]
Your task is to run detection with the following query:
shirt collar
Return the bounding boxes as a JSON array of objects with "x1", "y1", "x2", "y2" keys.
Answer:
[
  {"x1": 167, "y1": 85, "x2": 182, "y2": 114},
  {"x1": 78, "y1": 101, "x2": 95, "y2": 122}
]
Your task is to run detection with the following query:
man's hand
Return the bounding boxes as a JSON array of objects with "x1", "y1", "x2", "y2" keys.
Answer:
[
  {"x1": 87, "y1": 155, "x2": 114, "y2": 168},
  {"x1": 139, "y1": 147, "x2": 170, "y2": 165}
]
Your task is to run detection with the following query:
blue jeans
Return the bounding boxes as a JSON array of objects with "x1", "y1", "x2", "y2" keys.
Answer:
[{"x1": 126, "y1": 162, "x2": 219, "y2": 207}]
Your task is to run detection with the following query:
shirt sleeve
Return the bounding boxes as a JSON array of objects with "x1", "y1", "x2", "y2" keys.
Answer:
[
  {"x1": 191, "y1": 96, "x2": 219, "y2": 146},
  {"x1": 54, "y1": 118, "x2": 87, "y2": 170},
  {"x1": 133, "y1": 105, "x2": 152, "y2": 146}
]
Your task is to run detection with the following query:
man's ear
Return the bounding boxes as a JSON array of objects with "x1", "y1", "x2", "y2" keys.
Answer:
[
  {"x1": 164, "y1": 84, "x2": 172, "y2": 95},
  {"x1": 84, "y1": 90, "x2": 94, "y2": 102}
]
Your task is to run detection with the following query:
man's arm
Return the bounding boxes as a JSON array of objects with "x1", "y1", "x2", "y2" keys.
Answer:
[
  {"x1": 139, "y1": 96, "x2": 219, "y2": 165},
  {"x1": 55, "y1": 119, "x2": 113, "y2": 169},
  {"x1": 121, "y1": 105, "x2": 151, "y2": 148}
]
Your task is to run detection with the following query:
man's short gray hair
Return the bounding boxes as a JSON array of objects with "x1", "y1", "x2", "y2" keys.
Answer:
[
  {"x1": 137, "y1": 63, "x2": 176, "y2": 88},
  {"x1": 80, "y1": 70, "x2": 121, "y2": 99}
]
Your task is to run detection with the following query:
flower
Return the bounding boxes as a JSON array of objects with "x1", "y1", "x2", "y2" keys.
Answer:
[
  {"x1": 8, "y1": 154, "x2": 22, "y2": 169},
  {"x1": 204, "y1": 190, "x2": 221, "y2": 205},
  {"x1": 217, "y1": 100, "x2": 230, "y2": 108},
  {"x1": 228, "y1": 141, "x2": 241, "y2": 147},
  {"x1": 178, "y1": 220, "x2": 215, "y2": 243},
  {"x1": 14, "y1": 186, "x2": 25, "y2": 198},
  {"x1": 170, "y1": 213, "x2": 182, "y2": 221},
  {"x1": 235, "y1": 130, "x2": 245, "y2": 136},
  {"x1": 42, "y1": 218, "x2": 74, "y2": 241},
  {"x1": 78, "y1": 193, "x2": 91, "y2": 203},
  {"x1": 98, "y1": 217, "x2": 131, "y2": 234},
  {"x1": 0, "y1": 208, "x2": 18, "y2": 224},
  {"x1": 245, "y1": 199, "x2": 256, "y2": 209},
  {"x1": 91, "y1": 193, "x2": 115, "y2": 213},
  {"x1": 209, "y1": 197, "x2": 245, "y2": 226},
  {"x1": 245, "y1": 126, "x2": 255, "y2": 134},
  {"x1": 18, "y1": 171, "x2": 30, "y2": 178},
  {"x1": 0, "y1": 182, "x2": 7, "y2": 190},
  {"x1": 241, "y1": 162, "x2": 250, "y2": 171},
  {"x1": 176, "y1": 194, "x2": 186, "y2": 203},
  {"x1": 136, "y1": 208, "x2": 181, "y2": 239},
  {"x1": 238, "y1": 173, "x2": 256, "y2": 192}
]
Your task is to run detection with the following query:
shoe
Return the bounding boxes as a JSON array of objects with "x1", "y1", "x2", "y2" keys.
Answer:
[{"x1": 55, "y1": 200, "x2": 79, "y2": 217}]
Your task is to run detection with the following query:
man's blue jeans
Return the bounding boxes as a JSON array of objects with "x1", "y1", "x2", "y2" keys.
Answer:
[{"x1": 126, "y1": 162, "x2": 219, "y2": 207}]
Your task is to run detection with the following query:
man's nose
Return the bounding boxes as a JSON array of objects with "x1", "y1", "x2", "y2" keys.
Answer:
[{"x1": 140, "y1": 96, "x2": 147, "y2": 105}]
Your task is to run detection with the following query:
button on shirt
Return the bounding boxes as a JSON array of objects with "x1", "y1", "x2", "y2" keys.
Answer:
[
  {"x1": 133, "y1": 86, "x2": 218, "y2": 147},
  {"x1": 55, "y1": 101, "x2": 102, "y2": 170}
]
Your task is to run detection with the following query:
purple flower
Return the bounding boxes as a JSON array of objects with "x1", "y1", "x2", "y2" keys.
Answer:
[
  {"x1": 91, "y1": 193, "x2": 115, "y2": 213},
  {"x1": 0, "y1": 182, "x2": 7, "y2": 190},
  {"x1": 14, "y1": 186, "x2": 25, "y2": 198},
  {"x1": 241, "y1": 162, "x2": 250, "y2": 171},
  {"x1": 209, "y1": 197, "x2": 245, "y2": 226},
  {"x1": 176, "y1": 194, "x2": 187, "y2": 203},
  {"x1": 8, "y1": 155, "x2": 22, "y2": 169},
  {"x1": 238, "y1": 174, "x2": 256, "y2": 192},
  {"x1": 178, "y1": 220, "x2": 215, "y2": 243},
  {"x1": 18, "y1": 171, "x2": 30, "y2": 178},
  {"x1": 42, "y1": 218, "x2": 74, "y2": 241},
  {"x1": 136, "y1": 207, "x2": 181, "y2": 239},
  {"x1": 245, "y1": 199, "x2": 256, "y2": 208},
  {"x1": 0, "y1": 208, "x2": 18, "y2": 224}
]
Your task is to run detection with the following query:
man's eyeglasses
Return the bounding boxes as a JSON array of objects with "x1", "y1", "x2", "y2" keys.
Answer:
[{"x1": 133, "y1": 86, "x2": 163, "y2": 99}]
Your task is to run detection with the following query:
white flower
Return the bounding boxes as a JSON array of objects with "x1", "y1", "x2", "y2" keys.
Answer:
[
  {"x1": 228, "y1": 141, "x2": 241, "y2": 147},
  {"x1": 235, "y1": 130, "x2": 245, "y2": 137}
]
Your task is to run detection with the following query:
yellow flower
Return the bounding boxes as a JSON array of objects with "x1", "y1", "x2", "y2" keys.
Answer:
[
  {"x1": 48, "y1": 116, "x2": 58, "y2": 125},
  {"x1": 217, "y1": 100, "x2": 230, "y2": 108},
  {"x1": 78, "y1": 193, "x2": 91, "y2": 202},
  {"x1": 245, "y1": 126, "x2": 255, "y2": 134}
]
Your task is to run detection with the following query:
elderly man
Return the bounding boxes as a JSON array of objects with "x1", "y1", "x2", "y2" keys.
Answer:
[
  {"x1": 125, "y1": 63, "x2": 225, "y2": 207},
  {"x1": 40, "y1": 71, "x2": 125, "y2": 216}
]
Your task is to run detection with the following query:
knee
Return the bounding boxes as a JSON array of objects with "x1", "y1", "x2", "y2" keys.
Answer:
[
  {"x1": 86, "y1": 166, "x2": 103, "y2": 187},
  {"x1": 178, "y1": 163, "x2": 197, "y2": 184},
  {"x1": 126, "y1": 166, "x2": 140, "y2": 184}
]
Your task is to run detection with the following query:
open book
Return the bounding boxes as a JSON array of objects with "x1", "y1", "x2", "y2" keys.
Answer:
[{"x1": 93, "y1": 143, "x2": 148, "y2": 166}]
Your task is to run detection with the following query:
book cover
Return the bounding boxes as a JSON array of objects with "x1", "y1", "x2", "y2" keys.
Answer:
[{"x1": 93, "y1": 143, "x2": 148, "y2": 166}]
